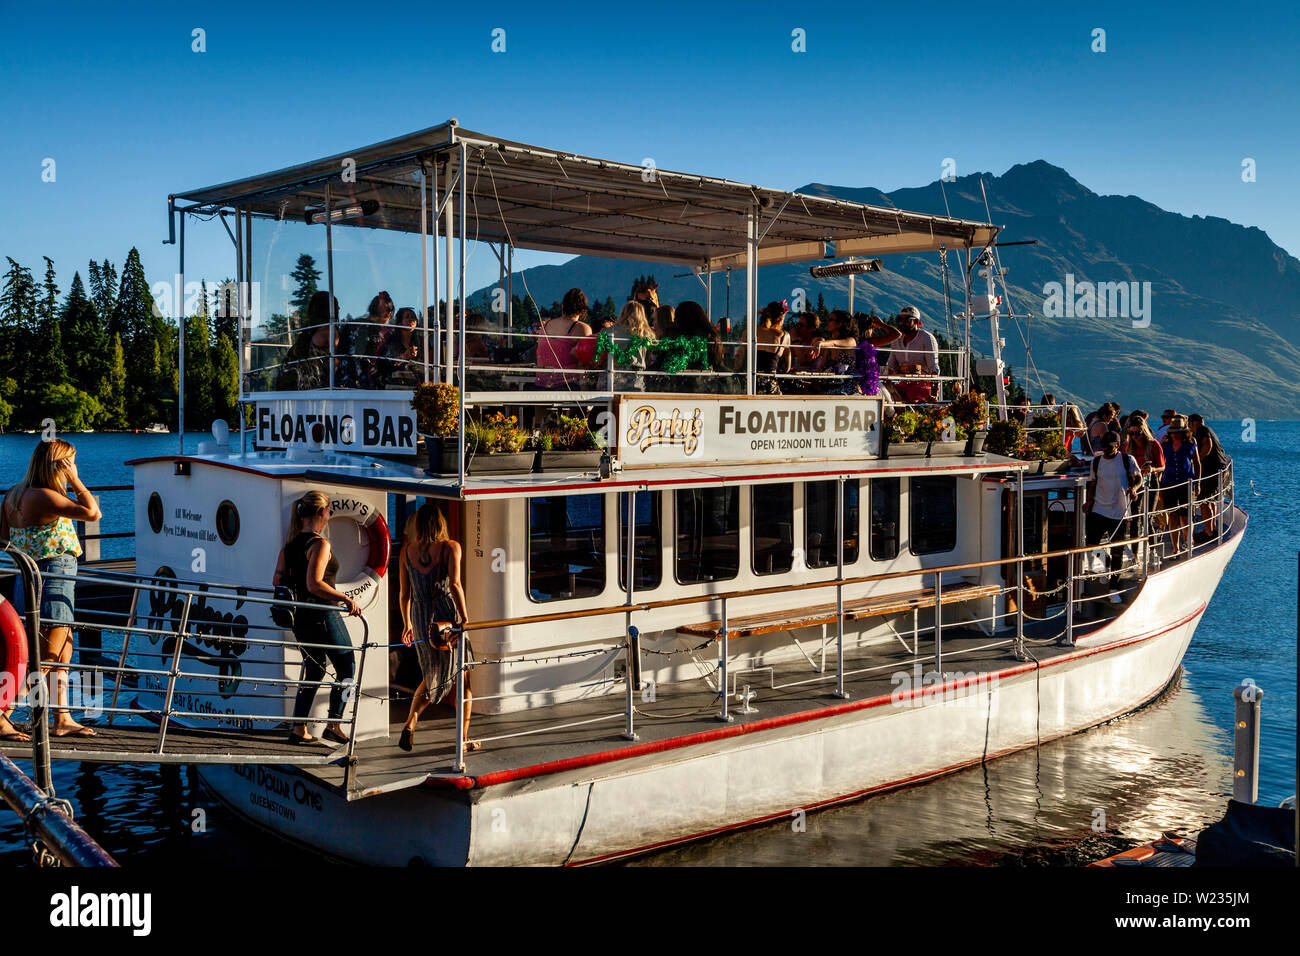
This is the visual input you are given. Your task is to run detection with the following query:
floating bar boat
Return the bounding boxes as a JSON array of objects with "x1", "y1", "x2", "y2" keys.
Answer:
[{"x1": 0, "y1": 121, "x2": 1245, "y2": 865}]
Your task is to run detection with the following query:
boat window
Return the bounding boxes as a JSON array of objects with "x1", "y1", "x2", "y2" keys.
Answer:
[
  {"x1": 147, "y1": 492, "x2": 164, "y2": 534},
  {"x1": 216, "y1": 500, "x2": 240, "y2": 546},
  {"x1": 869, "y1": 477, "x2": 900, "y2": 560},
  {"x1": 910, "y1": 476, "x2": 958, "y2": 555},
  {"x1": 805, "y1": 480, "x2": 860, "y2": 568},
  {"x1": 618, "y1": 491, "x2": 662, "y2": 592},
  {"x1": 527, "y1": 495, "x2": 605, "y2": 602},
  {"x1": 675, "y1": 487, "x2": 739, "y2": 584},
  {"x1": 752, "y1": 483, "x2": 794, "y2": 575}
]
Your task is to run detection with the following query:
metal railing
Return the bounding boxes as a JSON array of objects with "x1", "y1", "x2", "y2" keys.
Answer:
[
  {"x1": 0, "y1": 547, "x2": 373, "y2": 783},
  {"x1": 433, "y1": 463, "x2": 1238, "y2": 770}
]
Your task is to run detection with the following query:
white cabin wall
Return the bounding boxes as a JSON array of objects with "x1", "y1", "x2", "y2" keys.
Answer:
[
  {"x1": 467, "y1": 473, "x2": 993, "y2": 715},
  {"x1": 130, "y1": 461, "x2": 389, "y2": 739}
]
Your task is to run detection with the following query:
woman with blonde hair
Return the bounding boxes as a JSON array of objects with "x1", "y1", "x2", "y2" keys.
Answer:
[
  {"x1": 0, "y1": 439, "x2": 101, "y2": 739},
  {"x1": 273, "y1": 491, "x2": 359, "y2": 746},
  {"x1": 609, "y1": 300, "x2": 657, "y2": 391},
  {"x1": 398, "y1": 502, "x2": 475, "y2": 752}
]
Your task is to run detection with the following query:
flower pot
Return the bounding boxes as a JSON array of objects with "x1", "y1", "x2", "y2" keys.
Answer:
[
  {"x1": 889, "y1": 441, "x2": 930, "y2": 458},
  {"x1": 928, "y1": 440, "x2": 966, "y2": 458},
  {"x1": 537, "y1": 450, "x2": 602, "y2": 474},
  {"x1": 965, "y1": 428, "x2": 989, "y2": 457},
  {"x1": 466, "y1": 451, "x2": 535, "y2": 475},
  {"x1": 424, "y1": 437, "x2": 461, "y2": 476}
]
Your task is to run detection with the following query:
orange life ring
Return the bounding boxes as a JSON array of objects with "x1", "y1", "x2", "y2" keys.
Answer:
[
  {"x1": 328, "y1": 497, "x2": 390, "y2": 611},
  {"x1": 0, "y1": 593, "x2": 28, "y2": 710}
]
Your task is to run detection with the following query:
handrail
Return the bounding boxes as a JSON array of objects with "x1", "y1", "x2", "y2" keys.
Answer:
[{"x1": 0, "y1": 552, "x2": 372, "y2": 770}]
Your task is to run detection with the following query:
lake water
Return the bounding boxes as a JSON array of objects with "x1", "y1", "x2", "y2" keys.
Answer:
[{"x1": 0, "y1": 424, "x2": 1294, "y2": 865}]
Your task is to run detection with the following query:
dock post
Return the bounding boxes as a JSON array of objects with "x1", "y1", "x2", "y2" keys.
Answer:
[
  {"x1": 717, "y1": 598, "x2": 732, "y2": 722},
  {"x1": 1232, "y1": 679, "x2": 1264, "y2": 804}
]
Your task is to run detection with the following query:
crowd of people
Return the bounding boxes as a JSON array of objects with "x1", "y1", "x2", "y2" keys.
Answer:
[
  {"x1": 272, "y1": 281, "x2": 955, "y2": 398},
  {"x1": 1081, "y1": 401, "x2": 1232, "y2": 599}
]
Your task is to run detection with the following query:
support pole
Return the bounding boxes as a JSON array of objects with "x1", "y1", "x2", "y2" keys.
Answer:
[
  {"x1": 624, "y1": 489, "x2": 638, "y2": 741},
  {"x1": 454, "y1": 630, "x2": 466, "y2": 771},
  {"x1": 717, "y1": 598, "x2": 732, "y2": 722},
  {"x1": 834, "y1": 477, "x2": 848, "y2": 699},
  {"x1": 420, "y1": 163, "x2": 429, "y2": 384},
  {"x1": 934, "y1": 571, "x2": 944, "y2": 674},
  {"x1": 745, "y1": 208, "x2": 758, "y2": 395},
  {"x1": 326, "y1": 183, "x2": 336, "y2": 389},
  {"x1": 1015, "y1": 468, "x2": 1025, "y2": 656},
  {"x1": 177, "y1": 211, "x2": 185, "y2": 453}
]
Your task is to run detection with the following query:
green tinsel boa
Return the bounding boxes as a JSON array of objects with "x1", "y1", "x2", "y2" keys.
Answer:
[{"x1": 594, "y1": 330, "x2": 710, "y2": 375}]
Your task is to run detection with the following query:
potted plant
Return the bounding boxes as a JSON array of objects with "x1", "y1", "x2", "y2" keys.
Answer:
[
  {"x1": 412, "y1": 383, "x2": 460, "y2": 475},
  {"x1": 913, "y1": 407, "x2": 969, "y2": 457},
  {"x1": 949, "y1": 391, "x2": 989, "y2": 455},
  {"x1": 465, "y1": 412, "x2": 534, "y2": 474},
  {"x1": 536, "y1": 413, "x2": 606, "y2": 473},
  {"x1": 1028, "y1": 429, "x2": 1071, "y2": 474},
  {"x1": 882, "y1": 410, "x2": 928, "y2": 458},
  {"x1": 984, "y1": 418, "x2": 1026, "y2": 458}
]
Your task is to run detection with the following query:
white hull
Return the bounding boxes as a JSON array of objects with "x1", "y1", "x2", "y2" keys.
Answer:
[{"x1": 200, "y1": 510, "x2": 1243, "y2": 866}]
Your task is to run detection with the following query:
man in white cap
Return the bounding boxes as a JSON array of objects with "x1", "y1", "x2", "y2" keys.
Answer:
[{"x1": 885, "y1": 306, "x2": 939, "y2": 403}]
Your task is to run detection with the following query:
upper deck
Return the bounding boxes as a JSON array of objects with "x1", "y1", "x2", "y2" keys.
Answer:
[{"x1": 169, "y1": 119, "x2": 1002, "y2": 469}]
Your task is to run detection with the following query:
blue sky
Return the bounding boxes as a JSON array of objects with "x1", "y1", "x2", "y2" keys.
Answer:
[{"x1": 1, "y1": 0, "x2": 1297, "y2": 320}]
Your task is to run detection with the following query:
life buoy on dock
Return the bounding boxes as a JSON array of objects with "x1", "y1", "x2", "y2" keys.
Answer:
[
  {"x1": 329, "y1": 498, "x2": 390, "y2": 612},
  {"x1": 0, "y1": 593, "x2": 28, "y2": 710}
]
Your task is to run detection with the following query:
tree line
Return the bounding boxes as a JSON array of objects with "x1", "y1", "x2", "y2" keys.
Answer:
[{"x1": 0, "y1": 251, "x2": 239, "y2": 432}]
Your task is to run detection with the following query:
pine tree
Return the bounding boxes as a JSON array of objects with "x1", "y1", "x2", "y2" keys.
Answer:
[
  {"x1": 211, "y1": 333, "x2": 239, "y2": 427},
  {"x1": 96, "y1": 259, "x2": 119, "y2": 337},
  {"x1": 213, "y1": 276, "x2": 239, "y2": 344},
  {"x1": 815, "y1": 292, "x2": 829, "y2": 320},
  {"x1": 289, "y1": 254, "x2": 321, "y2": 327},
  {"x1": 62, "y1": 272, "x2": 106, "y2": 395},
  {"x1": 183, "y1": 281, "x2": 215, "y2": 429},
  {"x1": 33, "y1": 257, "x2": 68, "y2": 386},
  {"x1": 113, "y1": 248, "x2": 166, "y2": 424},
  {"x1": 99, "y1": 333, "x2": 128, "y2": 428},
  {"x1": 0, "y1": 258, "x2": 37, "y2": 392}
]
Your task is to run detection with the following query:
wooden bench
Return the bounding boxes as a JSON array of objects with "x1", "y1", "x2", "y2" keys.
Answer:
[{"x1": 676, "y1": 582, "x2": 1004, "y2": 642}]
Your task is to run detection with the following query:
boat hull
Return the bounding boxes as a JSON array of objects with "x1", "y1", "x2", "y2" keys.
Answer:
[{"x1": 199, "y1": 510, "x2": 1243, "y2": 866}]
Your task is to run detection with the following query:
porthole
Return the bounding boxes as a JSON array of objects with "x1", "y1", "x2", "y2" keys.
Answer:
[
  {"x1": 216, "y1": 500, "x2": 240, "y2": 546},
  {"x1": 147, "y1": 493, "x2": 164, "y2": 534}
]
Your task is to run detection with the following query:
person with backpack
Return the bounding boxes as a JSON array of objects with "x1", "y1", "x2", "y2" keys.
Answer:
[
  {"x1": 1084, "y1": 431, "x2": 1144, "y2": 604},
  {"x1": 272, "y1": 492, "x2": 360, "y2": 746},
  {"x1": 1188, "y1": 413, "x2": 1228, "y2": 539}
]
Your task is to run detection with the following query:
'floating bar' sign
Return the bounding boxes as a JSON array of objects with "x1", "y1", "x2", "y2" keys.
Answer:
[
  {"x1": 616, "y1": 395, "x2": 881, "y2": 467},
  {"x1": 256, "y1": 394, "x2": 417, "y2": 454}
]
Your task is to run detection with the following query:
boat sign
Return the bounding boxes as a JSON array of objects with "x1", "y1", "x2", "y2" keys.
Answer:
[
  {"x1": 255, "y1": 395, "x2": 417, "y2": 454},
  {"x1": 617, "y1": 394, "x2": 881, "y2": 467}
]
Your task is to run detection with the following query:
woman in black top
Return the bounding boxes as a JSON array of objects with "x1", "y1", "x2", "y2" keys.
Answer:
[{"x1": 273, "y1": 492, "x2": 360, "y2": 745}]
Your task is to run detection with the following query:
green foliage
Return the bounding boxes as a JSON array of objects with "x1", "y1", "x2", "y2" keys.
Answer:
[
  {"x1": 947, "y1": 389, "x2": 988, "y2": 433},
  {"x1": 543, "y1": 413, "x2": 604, "y2": 451},
  {"x1": 465, "y1": 412, "x2": 527, "y2": 454},
  {"x1": 985, "y1": 418, "x2": 1026, "y2": 457},
  {"x1": 39, "y1": 382, "x2": 103, "y2": 432},
  {"x1": 211, "y1": 333, "x2": 239, "y2": 427}
]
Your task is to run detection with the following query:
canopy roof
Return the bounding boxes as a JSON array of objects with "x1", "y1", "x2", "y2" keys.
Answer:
[{"x1": 175, "y1": 120, "x2": 1000, "y2": 269}]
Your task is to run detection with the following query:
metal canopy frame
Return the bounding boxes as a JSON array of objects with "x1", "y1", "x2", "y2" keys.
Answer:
[{"x1": 173, "y1": 119, "x2": 1000, "y2": 269}]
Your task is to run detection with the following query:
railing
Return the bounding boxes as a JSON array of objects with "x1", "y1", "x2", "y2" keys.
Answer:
[
  {"x1": 76, "y1": 485, "x2": 134, "y2": 561},
  {"x1": 247, "y1": 322, "x2": 971, "y2": 399},
  {"x1": 0, "y1": 546, "x2": 373, "y2": 784},
  {"x1": 437, "y1": 463, "x2": 1238, "y2": 771}
]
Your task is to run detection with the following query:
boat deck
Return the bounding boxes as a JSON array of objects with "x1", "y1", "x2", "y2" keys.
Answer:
[{"x1": 319, "y1": 612, "x2": 1116, "y2": 800}]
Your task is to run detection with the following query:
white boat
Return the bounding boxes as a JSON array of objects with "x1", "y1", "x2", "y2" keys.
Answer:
[
  {"x1": 143, "y1": 423, "x2": 169, "y2": 434},
  {"x1": 0, "y1": 121, "x2": 1245, "y2": 866}
]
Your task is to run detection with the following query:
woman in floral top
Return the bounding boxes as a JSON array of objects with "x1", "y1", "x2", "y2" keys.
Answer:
[{"x1": 0, "y1": 439, "x2": 101, "y2": 739}]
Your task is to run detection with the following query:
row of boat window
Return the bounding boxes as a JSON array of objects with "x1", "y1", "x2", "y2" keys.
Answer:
[{"x1": 526, "y1": 476, "x2": 958, "y2": 603}]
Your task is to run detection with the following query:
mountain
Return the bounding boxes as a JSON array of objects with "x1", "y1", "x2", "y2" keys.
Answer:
[{"x1": 473, "y1": 161, "x2": 1300, "y2": 418}]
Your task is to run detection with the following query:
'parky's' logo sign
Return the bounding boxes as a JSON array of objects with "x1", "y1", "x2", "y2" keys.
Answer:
[{"x1": 625, "y1": 405, "x2": 704, "y2": 456}]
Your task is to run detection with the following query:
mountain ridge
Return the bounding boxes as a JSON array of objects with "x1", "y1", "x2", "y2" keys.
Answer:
[{"x1": 475, "y1": 161, "x2": 1300, "y2": 417}]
